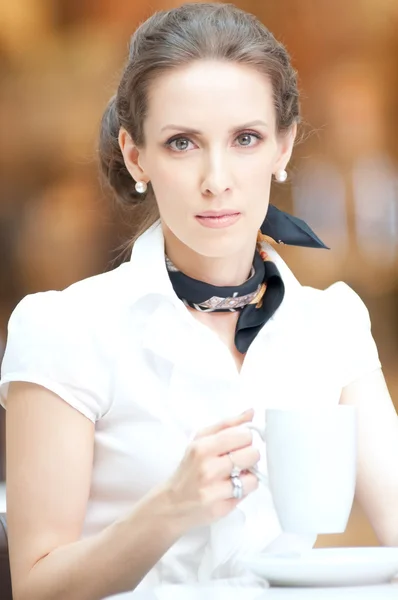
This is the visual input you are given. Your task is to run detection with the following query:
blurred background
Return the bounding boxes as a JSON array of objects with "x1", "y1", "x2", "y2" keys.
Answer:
[{"x1": 1, "y1": 0, "x2": 398, "y2": 548}]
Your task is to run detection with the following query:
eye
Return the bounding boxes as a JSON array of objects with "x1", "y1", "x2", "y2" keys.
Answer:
[
  {"x1": 235, "y1": 132, "x2": 262, "y2": 147},
  {"x1": 166, "y1": 137, "x2": 195, "y2": 152}
]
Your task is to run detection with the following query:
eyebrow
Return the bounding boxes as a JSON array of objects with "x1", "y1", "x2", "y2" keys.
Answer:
[{"x1": 160, "y1": 120, "x2": 269, "y2": 134}]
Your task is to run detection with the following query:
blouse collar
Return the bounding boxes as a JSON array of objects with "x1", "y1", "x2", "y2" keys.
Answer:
[{"x1": 127, "y1": 206, "x2": 327, "y2": 313}]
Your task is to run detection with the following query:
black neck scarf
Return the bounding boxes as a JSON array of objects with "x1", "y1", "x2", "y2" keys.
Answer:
[{"x1": 166, "y1": 205, "x2": 328, "y2": 354}]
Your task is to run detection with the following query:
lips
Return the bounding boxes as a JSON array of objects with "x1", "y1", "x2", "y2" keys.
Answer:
[
  {"x1": 196, "y1": 210, "x2": 240, "y2": 218},
  {"x1": 195, "y1": 211, "x2": 241, "y2": 229}
]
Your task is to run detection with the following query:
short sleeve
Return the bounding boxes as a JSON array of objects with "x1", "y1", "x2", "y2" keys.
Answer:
[
  {"x1": 324, "y1": 282, "x2": 381, "y2": 388},
  {"x1": 0, "y1": 292, "x2": 111, "y2": 422}
]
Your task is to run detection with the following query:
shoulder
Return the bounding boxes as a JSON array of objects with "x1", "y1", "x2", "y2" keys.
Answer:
[
  {"x1": 1, "y1": 265, "x2": 132, "y2": 419},
  {"x1": 300, "y1": 281, "x2": 371, "y2": 333},
  {"x1": 4, "y1": 262, "x2": 134, "y2": 375},
  {"x1": 10, "y1": 262, "x2": 132, "y2": 331},
  {"x1": 302, "y1": 280, "x2": 369, "y2": 319},
  {"x1": 299, "y1": 281, "x2": 380, "y2": 387},
  {"x1": 56, "y1": 261, "x2": 132, "y2": 313},
  {"x1": 266, "y1": 245, "x2": 380, "y2": 385},
  {"x1": 267, "y1": 244, "x2": 370, "y2": 331}
]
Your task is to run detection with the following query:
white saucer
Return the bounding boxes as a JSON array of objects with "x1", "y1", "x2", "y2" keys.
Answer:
[{"x1": 242, "y1": 547, "x2": 398, "y2": 587}]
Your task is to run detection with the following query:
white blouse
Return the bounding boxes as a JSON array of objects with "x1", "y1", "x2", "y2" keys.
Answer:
[{"x1": 0, "y1": 221, "x2": 381, "y2": 597}]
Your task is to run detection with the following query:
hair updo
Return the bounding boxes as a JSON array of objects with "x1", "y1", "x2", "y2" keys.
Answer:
[{"x1": 99, "y1": 2, "x2": 300, "y2": 241}]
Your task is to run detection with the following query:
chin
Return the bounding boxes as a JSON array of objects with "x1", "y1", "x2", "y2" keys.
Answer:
[
  {"x1": 189, "y1": 230, "x2": 245, "y2": 259},
  {"x1": 165, "y1": 217, "x2": 255, "y2": 258}
]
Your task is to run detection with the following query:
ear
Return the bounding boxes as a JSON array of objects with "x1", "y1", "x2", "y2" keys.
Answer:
[
  {"x1": 118, "y1": 128, "x2": 149, "y2": 184},
  {"x1": 273, "y1": 122, "x2": 297, "y2": 174}
]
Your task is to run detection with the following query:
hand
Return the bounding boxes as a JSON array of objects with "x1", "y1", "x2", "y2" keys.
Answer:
[{"x1": 164, "y1": 409, "x2": 260, "y2": 532}]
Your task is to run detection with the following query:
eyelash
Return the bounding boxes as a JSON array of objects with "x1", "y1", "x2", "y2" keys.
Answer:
[{"x1": 165, "y1": 131, "x2": 264, "y2": 152}]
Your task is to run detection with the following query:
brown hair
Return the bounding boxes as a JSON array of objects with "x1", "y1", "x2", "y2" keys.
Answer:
[{"x1": 99, "y1": 2, "x2": 300, "y2": 242}]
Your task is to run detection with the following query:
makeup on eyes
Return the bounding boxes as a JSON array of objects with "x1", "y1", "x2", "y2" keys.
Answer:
[{"x1": 163, "y1": 130, "x2": 264, "y2": 152}]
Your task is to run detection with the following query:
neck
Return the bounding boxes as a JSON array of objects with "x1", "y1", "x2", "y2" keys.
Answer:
[{"x1": 163, "y1": 228, "x2": 257, "y2": 287}]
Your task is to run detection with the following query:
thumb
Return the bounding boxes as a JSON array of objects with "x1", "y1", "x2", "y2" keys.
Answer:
[{"x1": 194, "y1": 408, "x2": 254, "y2": 439}]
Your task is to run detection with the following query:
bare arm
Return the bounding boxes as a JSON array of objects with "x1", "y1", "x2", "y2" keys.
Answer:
[
  {"x1": 6, "y1": 382, "x2": 185, "y2": 600},
  {"x1": 6, "y1": 382, "x2": 257, "y2": 600},
  {"x1": 340, "y1": 368, "x2": 398, "y2": 546}
]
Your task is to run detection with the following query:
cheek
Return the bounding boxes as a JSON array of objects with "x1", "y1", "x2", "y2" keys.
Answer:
[
  {"x1": 149, "y1": 152, "x2": 195, "y2": 188},
  {"x1": 241, "y1": 153, "x2": 274, "y2": 220},
  {"x1": 147, "y1": 156, "x2": 195, "y2": 216},
  {"x1": 241, "y1": 157, "x2": 273, "y2": 192},
  {"x1": 256, "y1": 140, "x2": 279, "y2": 168},
  {"x1": 238, "y1": 142, "x2": 278, "y2": 177}
]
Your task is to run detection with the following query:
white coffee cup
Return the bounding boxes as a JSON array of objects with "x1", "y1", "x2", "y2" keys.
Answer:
[{"x1": 247, "y1": 405, "x2": 357, "y2": 534}]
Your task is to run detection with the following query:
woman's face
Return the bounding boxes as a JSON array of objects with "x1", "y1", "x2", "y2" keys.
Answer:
[{"x1": 120, "y1": 60, "x2": 295, "y2": 258}]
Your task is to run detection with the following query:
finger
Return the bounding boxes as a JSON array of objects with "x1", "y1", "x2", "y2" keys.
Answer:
[
  {"x1": 194, "y1": 409, "x2": 254, "y2": 439},
  {"x1": 218, "y1": 472, "x2": 259, "y2": 501},
  {"x1": 223, "y1": 446, "x2": 261, "y2": 476},
  {"x1": 210, "y1": 424, "x2": 253, "y2": 455},
  {"x1": 204, "y1": 446, "x2": 261, "y2": 481},
  {"x1": 192, "y1": 425, "x2": 253, "y2": 461}
]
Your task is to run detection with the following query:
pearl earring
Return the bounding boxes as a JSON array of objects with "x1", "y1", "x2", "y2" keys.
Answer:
[
  {"x1": 275, "y1": 169, "x2": 288, "y2": 183},
  {"x1": 135, "y1": 181, "x2": 147, "y2": 194}
]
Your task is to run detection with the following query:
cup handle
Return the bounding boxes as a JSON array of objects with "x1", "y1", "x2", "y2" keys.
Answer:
[{"x1": 246, "y1": 423, "x2": 269, "y2": 487}]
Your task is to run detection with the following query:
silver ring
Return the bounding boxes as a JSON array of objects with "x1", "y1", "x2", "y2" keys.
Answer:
[
  {"x1": 231, "y1": 475, "x2": 243, "y2": 500},
  {"x1": 228, "y1": 452, "x2": 241, "y2": 478}
]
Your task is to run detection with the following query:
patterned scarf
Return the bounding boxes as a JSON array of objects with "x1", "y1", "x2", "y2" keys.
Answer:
[
  {"x1": 166, "y1": 231, "x2": 285, "y2": 354},
  {"x1": 165, "y1": 205, "x2": 327, "y2": 354}
]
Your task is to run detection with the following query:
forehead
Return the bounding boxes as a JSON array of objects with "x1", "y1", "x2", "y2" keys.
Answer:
[{"x1": 145, "y1": 60, "x2": 276, "y2": 132}]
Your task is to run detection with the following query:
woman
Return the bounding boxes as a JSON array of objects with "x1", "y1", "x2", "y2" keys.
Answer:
[{"x1": 1, "y1": 3, "x2": 398, "y2": 599}]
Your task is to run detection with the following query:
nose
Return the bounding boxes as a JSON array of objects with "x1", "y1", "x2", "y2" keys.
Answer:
[{"x1": 200, "y1": 151, "x2": 232, "y2": 197}]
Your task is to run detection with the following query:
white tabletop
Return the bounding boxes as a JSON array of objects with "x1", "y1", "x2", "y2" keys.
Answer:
[{"x1": 132, "y1": 579, "x2": 398, "y2": 600}]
